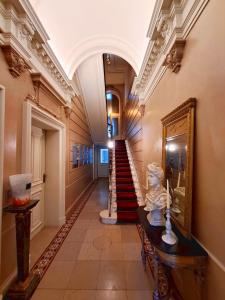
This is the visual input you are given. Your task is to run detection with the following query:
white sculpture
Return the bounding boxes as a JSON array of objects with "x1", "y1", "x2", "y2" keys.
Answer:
[{"x1": 144, "y1": 163, "x2": 170, "y2": 226}]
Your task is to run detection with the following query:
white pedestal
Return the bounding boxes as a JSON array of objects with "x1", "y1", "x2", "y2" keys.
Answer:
[{"x1": 99, "y1": 209, "x2": 117, "y2": 224}]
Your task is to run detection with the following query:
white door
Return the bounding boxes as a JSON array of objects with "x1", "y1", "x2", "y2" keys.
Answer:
[{"x1": 31, "y1": 126, "x2": 46, "y2": 237}]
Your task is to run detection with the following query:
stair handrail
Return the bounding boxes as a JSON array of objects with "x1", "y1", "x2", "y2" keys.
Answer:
[{"x1": 108, "y1": 149, "x2": 113, "y2": 217}]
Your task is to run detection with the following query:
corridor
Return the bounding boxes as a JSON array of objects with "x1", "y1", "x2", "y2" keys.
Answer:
[{"x1": 31, "y1": 179, "x2": 154, "y2": 300}]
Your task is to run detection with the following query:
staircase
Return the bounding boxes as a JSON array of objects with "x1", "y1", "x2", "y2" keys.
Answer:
[{"x1": 115, "y1": 140, "x2": 139, "y2": 223}]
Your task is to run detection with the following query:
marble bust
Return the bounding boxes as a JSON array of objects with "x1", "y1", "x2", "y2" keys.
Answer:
[{"x1": 144, "y1": 163, "x2": 169, "y2": 226}]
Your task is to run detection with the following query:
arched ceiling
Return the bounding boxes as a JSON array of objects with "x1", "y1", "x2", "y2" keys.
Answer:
[
  {"x1": 29, "y1": 0, "x2": 156, "y2": 78},
  {"x1": 29, "y1": 0, "x2": 156, "y2": 145}
]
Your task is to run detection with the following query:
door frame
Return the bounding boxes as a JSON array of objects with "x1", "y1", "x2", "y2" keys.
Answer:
[
  {"x1": 0, "y1": 86, "x2": 5, "y2": 282},
  {"x1": 22, "y1": 101, "x2": 66, "y2": 227}
]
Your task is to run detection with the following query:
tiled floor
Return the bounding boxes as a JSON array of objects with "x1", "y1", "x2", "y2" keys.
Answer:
[{"x1": 31, "y1": 179, "x2": 154, "y2": 300}]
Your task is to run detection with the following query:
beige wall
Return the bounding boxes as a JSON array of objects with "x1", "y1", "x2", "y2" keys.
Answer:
[
  {"x1": 125, "y1": 0, "x2": 225, "y2": 299},
  {"x1": 0, "y1": 49, "x2": 93, "y2": 287},
  {"x1": 0, "y1": 49, "x2": 35, "y2": 285},
  {"x1": 65, "y1": 96, "x2": 93, "y2": 215}
]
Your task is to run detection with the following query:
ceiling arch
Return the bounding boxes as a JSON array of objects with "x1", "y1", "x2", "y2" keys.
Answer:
[
  {"x1": 65, "y1": 35, "x2": 139, "y2": 79},
  {"x1": 29, "y1": 0, "x2": 156, "y2": 78}
]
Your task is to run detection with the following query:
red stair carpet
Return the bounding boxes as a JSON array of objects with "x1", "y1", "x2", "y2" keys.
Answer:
[{"x1": 115, "y1": 140, "x2": 139, "y2": 223}]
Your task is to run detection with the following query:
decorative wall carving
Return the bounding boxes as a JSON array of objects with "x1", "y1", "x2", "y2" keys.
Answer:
[
  {"x1": 30, "y1": 73, "x2": 64, "y2": 119},
  {"x1": 138, "y1": 104, "x2": 145, "y2": 117},
  {"x1": 1, "y1": 45, "x2": 30, "y2": 77},
  {"x1": 163, "y1": 40, "x2": 186, "y2": 73},
  {"x1": 131, "y1": 0, "x2": 210, "y2": 103},
  {"x1": 25, "y1": 94, "x2": 39, "y2": 105},
  {"x1": 64, "y1": 105, "x2": 72, "y2": 118}
]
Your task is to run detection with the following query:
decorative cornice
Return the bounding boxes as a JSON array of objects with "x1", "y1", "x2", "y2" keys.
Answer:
[
  {"x1": 31, "y1": 73, "x2": 65, "y2": 105},
  {"x1": 132, "y1": 0, "x2": 210, "y2": 104},
  {"x1": 1, "y1": 45, "x2": 30, "y2": 77},
  {"x1": 0, "y1": 0, "x2": 76, "y2": 103}
]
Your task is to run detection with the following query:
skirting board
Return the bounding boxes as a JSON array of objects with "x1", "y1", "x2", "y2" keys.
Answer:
[
  {"x1": 194, "y1": 236, "x2": 225, "y2": 273},
  {"x1": 0, "y1": 270, "x2": 17, "y2": 297},
  {"x1": 65, "y1": 179, "x2": 95, "y2": 217}
]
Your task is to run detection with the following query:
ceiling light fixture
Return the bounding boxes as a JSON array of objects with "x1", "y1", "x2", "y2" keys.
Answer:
[{"x1": 106, "y1": 54, "x2": 111, "y2": 65}]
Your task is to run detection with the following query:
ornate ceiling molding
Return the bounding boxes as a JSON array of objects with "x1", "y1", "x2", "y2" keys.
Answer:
[
  {"x1": 132, "y1": 0, "x2": 210, "y2": 104},
  {"x1": 0, "y1": 0, "x2": 76, "y2": 103}
]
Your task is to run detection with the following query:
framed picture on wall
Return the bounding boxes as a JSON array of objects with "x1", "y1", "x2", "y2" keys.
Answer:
[
  {"x1": 72, "y1": 144, "x2": 80, "y2": 168},
  {"x1": 161, "y1": 98, "x2": 196, "y2": 239}
]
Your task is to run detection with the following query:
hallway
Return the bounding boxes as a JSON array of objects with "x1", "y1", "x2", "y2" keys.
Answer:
[{"x1": 31, "y1": 179, "x2": 153, "y2": 300}]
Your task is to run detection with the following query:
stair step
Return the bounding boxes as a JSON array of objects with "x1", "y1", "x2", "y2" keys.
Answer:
[
  {"x1": 116, "y1": 185, "x2": 135, "y2": 191},
  {"x1": 116, "y1": 167, "x2": 131, "y2": 172},
  {"x1": 116, "y1": 159, "x2": 129, "y2": 163},
  {"x1": 117, "y1": 211, "x2": 139, "y2": 223},
  {"x1": 117, "y1": 201, "x2": 138, "y2": 210},
  {"x1": 117, "y1": 192, "x2": 137, "y2": 200},
  {"x1": 116, "y1": 163, "x2": 130, "y2": 167},
  {"x1": 116, "y1": 173, "x2": 132, "y2": 178},
  {"x1": 116, "y1": 178, "x2": 134, "y2": 183}
]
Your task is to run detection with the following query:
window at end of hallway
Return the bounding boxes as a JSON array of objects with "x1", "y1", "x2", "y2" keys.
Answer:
[
  {"x1": 106, "y1": 93, "x2": 112, "y2": 100},
  {"x1": 100, "y1": 148, "x2": 109, "y2": 164}
]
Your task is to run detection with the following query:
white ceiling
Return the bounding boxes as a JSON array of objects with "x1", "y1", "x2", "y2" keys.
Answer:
[{"x1": 29, "y1": 0, "x2": 156, "y2": 144}]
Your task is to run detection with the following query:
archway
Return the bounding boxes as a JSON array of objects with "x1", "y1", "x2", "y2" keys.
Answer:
[{"x1": 65, "y1": 35, "x2": 139, "y2": 79}]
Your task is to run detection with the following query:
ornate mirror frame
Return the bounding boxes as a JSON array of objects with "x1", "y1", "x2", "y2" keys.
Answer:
[{"x1": 161, "y1": 98, "x2": 196, "y2": 238}]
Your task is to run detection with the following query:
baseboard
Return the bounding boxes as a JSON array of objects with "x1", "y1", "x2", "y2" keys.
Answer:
[
  {"x1": 0, "y1": 269, "x2": 16, "y2": 297},
  {"x1": 193, "y1": 236, "x2": 225, "y2": 273},
  {"x1": 65, "y1": 179, "x2": 95, "y2": 217}
]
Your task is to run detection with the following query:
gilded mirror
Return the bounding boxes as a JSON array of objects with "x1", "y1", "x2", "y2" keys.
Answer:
[{"x1": 161, "y1": 98, "x2": 196, "y2": 238}]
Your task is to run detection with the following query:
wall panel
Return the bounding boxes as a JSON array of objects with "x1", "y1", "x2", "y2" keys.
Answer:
[
  {"x1": 139, "y1": 1, "x2": 225, "y2": 299},
  {"x1": 65, "y1": 97, "x2": 93, "y2": 215}
]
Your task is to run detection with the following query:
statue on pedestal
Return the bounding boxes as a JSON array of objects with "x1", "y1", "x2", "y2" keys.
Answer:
[{"x1": 144, "y1": 163, "x2": 169, "y2": 226}]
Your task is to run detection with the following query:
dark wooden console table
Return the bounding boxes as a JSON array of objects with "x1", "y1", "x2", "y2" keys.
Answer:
[
  {"x1": 3, "y1": 200, "x2": 40, "y2": 300},
  {"x1": 137, "y1": 206, "x2": 208, "y2": 300}
]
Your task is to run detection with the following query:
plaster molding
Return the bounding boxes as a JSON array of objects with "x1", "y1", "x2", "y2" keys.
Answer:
[
  {"x1": 0, "y1": 0, "x2": 76, "y2": 103},
  {"x1": 64, "y1": 105, "x2": 72, "y2": 118},
  {"x1": 163, "y1": 40, "x2": 186, "y2": 73},
  {"x1": 1, "y1": 44, "x2": 30, "y2": 77},
  {"x1": 132, "y1": 0, "x2": 210, "y2": 103},
  {"x1": 138, "y1": 104, "x2": 145, "y2": 117},
  {"x1": 65, "y1": 35, "x2": 140, "y2": 78}
]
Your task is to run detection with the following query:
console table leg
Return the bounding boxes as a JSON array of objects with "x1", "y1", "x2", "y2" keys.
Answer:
[
  {"x1": 153, "y1": 255, "x2": 160, "y2": 300},
  {"x1": 3, "y1": 201, "x2": 40, "y2": 300},
  {"x1": 16, "y1": 211, "x2": 31, "y2": 281}
]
